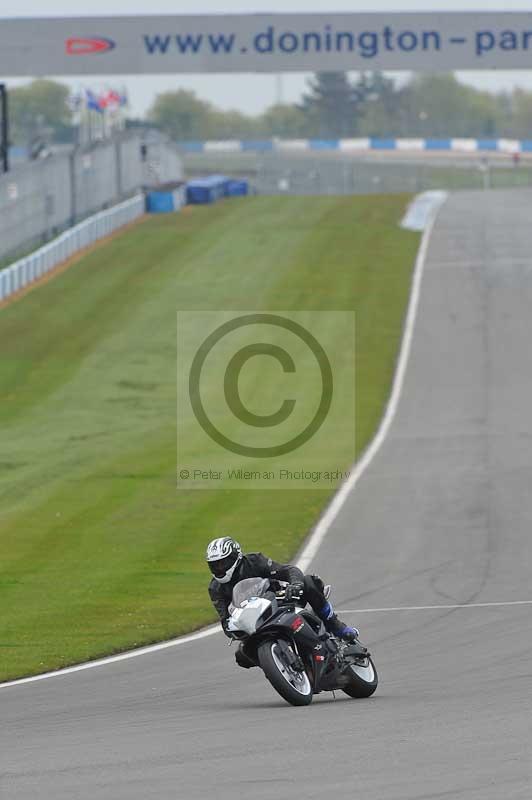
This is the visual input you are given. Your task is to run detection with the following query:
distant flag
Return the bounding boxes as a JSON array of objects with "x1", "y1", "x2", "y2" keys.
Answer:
[
  {"x1": 98, "y1": 91, "x2": 110, "y2": 110},
  {"x1": 85, "y1": 88, "x2": 104, "y2": 113},
  {"x1": 101, "y1": 89, "x2": 121, "y2": 109}
]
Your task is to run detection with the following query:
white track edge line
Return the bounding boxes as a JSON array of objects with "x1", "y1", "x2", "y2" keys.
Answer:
[
  {"x1": 0, "y1": 197, "x2": 445, "y2": 691},
  {"x1": 339, "y1": 600, "x2": 532, "y2": 613},
  {"x1": 0, "y1": 625, "x2": 221, "y2": 689}
]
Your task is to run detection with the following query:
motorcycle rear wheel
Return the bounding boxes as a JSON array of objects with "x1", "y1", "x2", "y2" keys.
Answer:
[{"x1": 258, "y1": 640, "x2": 313, "y2": 706}]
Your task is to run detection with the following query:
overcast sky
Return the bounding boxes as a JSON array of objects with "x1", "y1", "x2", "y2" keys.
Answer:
[{"x1": 3, "y1": 0, "x2": 532, "y2": 116}]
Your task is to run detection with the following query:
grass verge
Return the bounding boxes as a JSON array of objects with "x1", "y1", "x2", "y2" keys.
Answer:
[{"x1": 0, "y1": 195, "x2": 420, "y2": 681}]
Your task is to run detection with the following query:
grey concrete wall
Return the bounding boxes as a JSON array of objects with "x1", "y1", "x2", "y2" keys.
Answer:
[{"x1": 0, "y1": 134, "x2": 183, "y2": 262}]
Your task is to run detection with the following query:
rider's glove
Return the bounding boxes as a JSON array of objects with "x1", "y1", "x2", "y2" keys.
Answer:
[{"x1": 284, "y1": 582, "x2": 305, "y2": 602}]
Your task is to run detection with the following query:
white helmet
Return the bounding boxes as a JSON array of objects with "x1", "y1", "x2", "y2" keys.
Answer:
[{"x1": 206, "y1": 537, "x2": 243, "y2": 583}]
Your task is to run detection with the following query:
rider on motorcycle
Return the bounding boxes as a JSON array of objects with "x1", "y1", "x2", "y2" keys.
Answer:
[{"x1": 206, "y1": 536, "x2": 359, "y2": 643}]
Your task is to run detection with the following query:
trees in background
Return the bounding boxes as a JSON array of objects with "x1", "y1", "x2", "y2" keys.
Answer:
[
  {"x1": 299, "y1": 72, "x2": 369, "y2": 137},
  {"x1": 148, "y1": 89, "x2": 262, "y2": 140},
  {"x1": 148, "y1": 89, "x2": 214, "y2": 141},
  {"x1": 9, "y1": 80, "x2": 72, "y2": 146},
  {"x1": 259, "y1": 104, "x2": 307, "y2": 138},
  {"x1": 357, "y1": 72, "x2": 404, "y2": 137},
  {"x1": 508, "y1": 89, "x2": 532, "y2": 139},
  {"x1": 6, "y1": 74, "x2": 532, "y2": 146},
  {"x1": 146, "y1": 73, "x2": 520, "y2": 142},
  {"x1": 397, "y1": 74, "x2": 504, "y2": 138}
]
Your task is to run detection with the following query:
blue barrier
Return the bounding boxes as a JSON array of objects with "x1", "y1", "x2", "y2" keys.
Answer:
[
  {"x1": 146, "y1": 192, "x2": 174, "y2": 213},
  {"x1": 210, "y1": 175, "x2": 232, "y2": 196},
  {"x1": 309, "y1": 139, "x2": 340, "y2": 150},
  {"x1": 425, "y1": 139, "x2": 452, "y2": 150},
  {"x1": 185, "y1": 176, "x2": 249, "y2": 204},
  {"x1": 241, "y1": 140, "x2": 273, "y2": 151},
  {"x1": 146, "y1": 185, "x2": 186, "y2": 214},
  {"x1": 477, "y1": 139, "x2": 498, "y2": 151},
  {"x1": 226, "y1": 180, "x2": 249, "y2": 197},
  {"x1": 181, "y1": 141, "x2": 205, "y2": 152},
  {"x1": 186, "y1": 176, "x2": 228, "y2": 204},
  {"x1": 371, "y1": 138, "x2": 398, "y2": 150},
  {"x1": 146, "y1": 176, "x2": 249, "y2": 211}
]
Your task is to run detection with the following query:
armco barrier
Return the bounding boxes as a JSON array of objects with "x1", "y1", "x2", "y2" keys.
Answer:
[
  {"x1": 0, "y1": 194, "x2": 144, "y2": 304},
  {"x1": 179, "y1": 138, "x2": 531, "y2": 154}
]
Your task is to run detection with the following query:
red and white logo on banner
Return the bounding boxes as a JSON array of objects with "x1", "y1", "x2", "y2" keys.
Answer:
[{"x1": 65, "y1": 38, "x2": 116, "y2": 56}]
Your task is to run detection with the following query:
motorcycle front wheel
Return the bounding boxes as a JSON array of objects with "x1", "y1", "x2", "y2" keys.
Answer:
[
  {"x1": 258, "y1": 640, "x2": 313, "y2": 706},
  {"x1": 342, "y1": 655, "x2": 378, "y2": 698}
]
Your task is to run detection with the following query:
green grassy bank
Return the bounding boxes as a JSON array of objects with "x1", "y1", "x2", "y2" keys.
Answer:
[{"x1": 0, "y1": 196, "x2": 420, "y2": 681}]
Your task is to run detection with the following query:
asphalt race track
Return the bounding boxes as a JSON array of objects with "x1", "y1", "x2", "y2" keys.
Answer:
[{"x1": 2, "y1": 190, "x2": 532, "y2": 799}]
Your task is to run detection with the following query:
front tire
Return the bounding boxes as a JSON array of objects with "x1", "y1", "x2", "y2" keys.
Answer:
[
  {"x1": 258, "y1": 640, "x2": 313, "y2": 706},
  {"x1": 342, "y1": 656, "x2": 378, "y2": 698}
]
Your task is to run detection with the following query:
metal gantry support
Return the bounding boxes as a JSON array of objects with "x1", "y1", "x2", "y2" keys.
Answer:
[{"x1": 0, "y1": 83, "x2": 9, "y2": 173}]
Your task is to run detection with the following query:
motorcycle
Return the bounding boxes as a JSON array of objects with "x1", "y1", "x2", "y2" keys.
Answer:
[{"x1": 226, "y1": 577, "x2": 378, "y2": 707}]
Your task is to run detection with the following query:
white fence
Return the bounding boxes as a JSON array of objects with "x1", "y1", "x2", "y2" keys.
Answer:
[{"x1": 0, "y1": 194, "x2": 145, "y2": 304}]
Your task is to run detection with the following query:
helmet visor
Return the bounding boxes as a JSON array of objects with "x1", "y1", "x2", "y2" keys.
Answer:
[{"x1": 208, "y1": 552, "x2": 238, "y2": 579}]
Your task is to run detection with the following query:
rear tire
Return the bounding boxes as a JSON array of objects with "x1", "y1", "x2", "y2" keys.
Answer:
[
  {"x1": 342, "y1": 656, "x2": 378, "y2": 698},
  {"x1": 258, "y1": 640, "x2": 313, "y2": 707}
]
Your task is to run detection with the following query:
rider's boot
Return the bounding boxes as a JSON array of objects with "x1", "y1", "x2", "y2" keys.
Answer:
[{"x1": 319, "y1": 601, "x2": 359, "y2": 643}]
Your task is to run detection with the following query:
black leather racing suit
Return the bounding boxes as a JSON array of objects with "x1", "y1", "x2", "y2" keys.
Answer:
[{"x1": 208, "y1": 552, "x2": 327, "y2": 635}]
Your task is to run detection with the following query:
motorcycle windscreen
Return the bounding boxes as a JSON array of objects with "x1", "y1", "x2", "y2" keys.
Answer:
[{"x1": 231, "y1": 577, "x2": 271, "y2": 609}]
